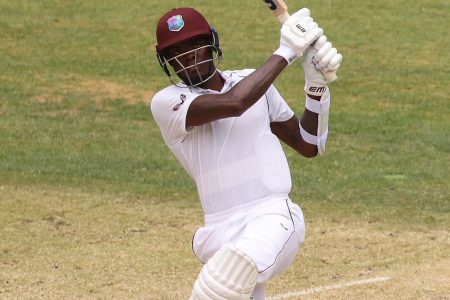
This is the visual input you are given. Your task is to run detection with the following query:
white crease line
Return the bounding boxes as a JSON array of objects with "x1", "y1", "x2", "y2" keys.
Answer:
[{"x1": 267, "y1": 276, "x2": 391, "y2": 300}]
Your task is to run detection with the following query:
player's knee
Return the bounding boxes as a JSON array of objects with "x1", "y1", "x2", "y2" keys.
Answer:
[{"x1": 189, "y1": 245, "x2": 258, "y2": 300}]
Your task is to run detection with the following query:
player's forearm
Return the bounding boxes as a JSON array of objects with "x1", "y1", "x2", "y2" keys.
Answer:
[
  {"x1": 270, "y1": 114, "x2": 318, "y2": 158},
  {"x1": 185, "y1": 55, "x2": 287, "y2": 127},
  {"x1": 271, "y1": 90, "x2": 330, "y2": 158},
  {"x1": 298, "y1": 90, "x2": 331, "y2": 155},
  {"x1": 299, "y1": 94, "x2": 321, "y2": 135},
  {"x1": 226, "y1": 55, "x2": 287, "y2": 115},
  {"x1": 300, "y1": 110, "x2": 318, "y2": 135}
]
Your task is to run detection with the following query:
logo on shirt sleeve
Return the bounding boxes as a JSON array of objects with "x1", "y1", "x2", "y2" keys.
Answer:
[{"x1": 173, "y1": 94, "x2": 186, "y2": 111}]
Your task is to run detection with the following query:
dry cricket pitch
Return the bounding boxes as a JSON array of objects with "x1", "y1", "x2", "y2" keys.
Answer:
[{"x1": 1, "y1": 186, "x2": 449, "y2": 299}]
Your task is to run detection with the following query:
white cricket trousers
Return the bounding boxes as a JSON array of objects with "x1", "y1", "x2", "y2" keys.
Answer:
[{"x1": 191, "y1": 195, "x2": 305, "y2": 284}]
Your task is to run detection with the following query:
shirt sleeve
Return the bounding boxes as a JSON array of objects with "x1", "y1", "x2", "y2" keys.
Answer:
[
  {"x1": 265, "y1": 84, "x2": 295, "y2": 123},
  {"x1": 150, "y1": 89, "x2": 200, "y2": 148}
]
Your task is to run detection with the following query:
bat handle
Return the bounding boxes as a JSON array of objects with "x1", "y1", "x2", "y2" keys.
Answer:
[
  {"x1": 276, "y1": 11, "x2": 289, "y2": 23},
  {"x1": 322, "y1": 71, "x2": 337, "y2": 82}
]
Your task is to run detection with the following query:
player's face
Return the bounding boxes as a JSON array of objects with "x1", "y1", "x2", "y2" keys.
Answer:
[{"x1": 164, "y1": 36, "x2": 215, "y2": 86}]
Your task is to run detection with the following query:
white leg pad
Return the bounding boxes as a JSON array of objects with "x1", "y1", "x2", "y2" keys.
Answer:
[{"x1": 189, "y1": 245, "x2": 258, "y2": 300}]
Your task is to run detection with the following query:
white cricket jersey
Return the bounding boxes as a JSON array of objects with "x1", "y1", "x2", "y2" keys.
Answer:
[{"x1": 150, "y1": 69, "x2": 295, "y2": 214}]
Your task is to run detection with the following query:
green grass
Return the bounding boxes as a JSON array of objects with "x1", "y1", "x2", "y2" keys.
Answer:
[{"x1": 1, "y1": 0, "x2": 449, "y2": 298}]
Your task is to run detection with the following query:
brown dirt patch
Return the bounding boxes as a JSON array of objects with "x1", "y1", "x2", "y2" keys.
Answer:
[{"x1": 33, "y1": 75, "x2": 154, "y2": 107}]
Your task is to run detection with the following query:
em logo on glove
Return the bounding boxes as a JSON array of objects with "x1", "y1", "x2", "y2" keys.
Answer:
[{"x1": 296, "y1": 24, "x2": 307, "y2": 33}]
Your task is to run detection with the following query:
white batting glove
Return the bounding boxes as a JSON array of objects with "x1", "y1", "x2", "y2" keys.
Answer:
[
  {"x1": 303, "y1": 47, "x2": 327, "y2": 96},
  {"x1": 313, "y1": 35, "x2": 343, "y2": 79},
  {"x1": 274, "y1": 8, "x2": 323, "y2": 65}
]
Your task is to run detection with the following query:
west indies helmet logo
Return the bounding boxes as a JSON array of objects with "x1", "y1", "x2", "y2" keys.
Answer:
[{"x1": 167, "y1": 15, "x2": 184, "y2": 32}]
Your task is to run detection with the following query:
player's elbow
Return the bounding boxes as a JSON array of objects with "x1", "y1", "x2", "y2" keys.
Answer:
[
  {"x1": 297, "y1": 145, "x2": 318, "y2": 158},
  {"x1": 300, "y1": 152, "x2": 318, "y2": 158},
  {"x1": 302, "y1": 151, "x2": 318, "y2": 158}
]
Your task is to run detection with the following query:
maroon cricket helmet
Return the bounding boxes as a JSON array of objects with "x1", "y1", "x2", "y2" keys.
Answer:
[{"x1": 156, "y1": 7, "x2": 213, "y2": 53}]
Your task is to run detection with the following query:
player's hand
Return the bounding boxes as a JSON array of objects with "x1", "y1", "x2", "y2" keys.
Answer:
[
  {"x1": 274, "y1": 8, "x2": 323, "y2": 65},
  {"x1": 313, "y1": 35, "x2": 343, "y2": 80},
  {"x1": 303, "y1": 46, "x2": 327, "y2": 96}
]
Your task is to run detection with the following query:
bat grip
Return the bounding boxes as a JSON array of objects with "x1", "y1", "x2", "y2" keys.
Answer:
[
  {"x1": 276, "y1": 11, "x2": 289, "y2": 23},
  {"x1": 322, "y1": 71, "x2": 337, "y2": 82}
]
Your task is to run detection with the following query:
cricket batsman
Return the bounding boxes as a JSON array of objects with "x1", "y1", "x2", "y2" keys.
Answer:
[{"x1": 150, "y1": 6, "x2": 342, "y2": 300}]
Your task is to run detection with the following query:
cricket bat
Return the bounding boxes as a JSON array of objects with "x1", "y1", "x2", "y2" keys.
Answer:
[{"x1": 262, "y1": 0, "x2": 337, "y2": 81}]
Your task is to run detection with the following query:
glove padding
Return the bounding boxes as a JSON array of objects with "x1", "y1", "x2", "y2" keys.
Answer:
[
  {"x1": 303, "y1": 36, "x2": 343, "y2": 95},
  {"x1": 303, "y1": 46, "x2": 327, "y2": 96},
  {"x1": 274, "y1": 8, "x2": 323, "y2": 65},
  {"x1": 313, "y1": 35, "x2": 343, "y2": 80}
]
